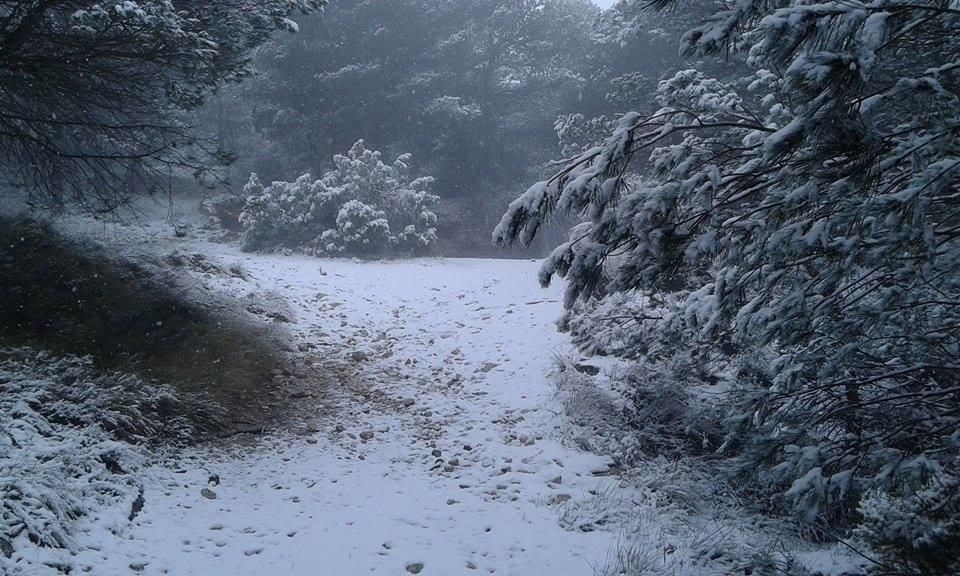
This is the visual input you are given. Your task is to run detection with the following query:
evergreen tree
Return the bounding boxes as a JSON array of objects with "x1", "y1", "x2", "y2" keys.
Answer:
[
  {"x1": 0, "y1": 0, "x2": 323, "y2": 210},
  {"x1": 496, "y1": 0, "x2": 960, "y2": 570}
]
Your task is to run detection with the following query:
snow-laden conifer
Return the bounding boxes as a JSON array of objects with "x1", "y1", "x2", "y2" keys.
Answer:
[
  {"x1": 240, "y1": 140, "x2": 439, "y2": 256},
  {"x1": 496, "y1": 0, "x2": 960, "y2": 568}
]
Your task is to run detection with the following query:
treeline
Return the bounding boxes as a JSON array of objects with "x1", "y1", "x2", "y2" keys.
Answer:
[{"x1": 200, "y1": 0, "x2": 681, "y2": 254}]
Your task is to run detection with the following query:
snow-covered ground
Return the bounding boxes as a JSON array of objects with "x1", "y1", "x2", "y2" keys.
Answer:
[
  {"x1": 1, "y1": 211, "x2": 866, "y2": 576},
  {"x1": 31, "y1": 240, "x2": 627, "y2": 575}
]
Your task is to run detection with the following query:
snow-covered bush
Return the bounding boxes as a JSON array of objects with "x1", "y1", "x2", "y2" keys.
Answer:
[
  {"x1": 0, "y1": 348, "x2": 209, "y2": 558},
  {"x1": 854, "y1": 471, "x2": 960, "y2": 576},
  {"x1": 239, "y1": 140, "x2": 439, "y2": 256},
  {"x1": 497, "y1": 0, "x2": 960, "y2": 564}
]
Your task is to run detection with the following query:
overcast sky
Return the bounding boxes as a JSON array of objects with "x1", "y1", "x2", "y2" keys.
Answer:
[{"x1": 593, "y1": 0, "x2": 617, "y2": 6}]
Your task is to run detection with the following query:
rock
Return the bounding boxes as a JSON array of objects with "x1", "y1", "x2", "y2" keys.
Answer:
[
  {"x1": 201, "y1": 488, "x2": 217, "y2": 500},
  {"x1": 129, "y1": 562, "x2": 149, "y2": 572},
  {"x1": 128, "y1": 492, "x2": 145, "y2": 521},
  {"x1": 266, "y1": 311, "x2": 292, "y2": 323},
  {"x1": 289, "y1": 388, "x2": 312, "y2": 399},
  {"x1": 431, "y1": 449, "x2": 442, "y2": 457},
  {"x1": 447, "y1": 458, "x2": 459, "y2": 466},
  {"x1": 0, "y1": 537, "x2": 13, "y2": 559},
  {"x1": 405, "y1": 563, "x2": 424, "y2": 574},
  {"x1": 208, "y1": 474, "x2": 220, "y2": 486},
  {"x1": 549, "y1": 475, "x2": 562, "y2": 485},
  {"x1": 359, "y1": 430, "x2": 375, "y2": 440},
  {"x1": 574, "y1": 363, "x2": 601, "y2": 376},
  {"x1": 401, "y1": 398, "x2": 416, "y2": 407},
  {"x1": 350, "y1": 350, "x2": 369, "y2": 362},
  {"x1": 476, "y1": 362, "x2": 499, "y2": 373},
  {"x1": 463, "y1": 444, "x2": 473, "y2": 451}
]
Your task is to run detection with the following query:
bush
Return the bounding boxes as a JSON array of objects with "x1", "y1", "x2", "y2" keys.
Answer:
[
  {"x1": 552, "y1": 355, "x2": 723, "y2": 468},
  {"x1": 201, "y1": 194, "x2": 247, "y2": 238},
  {"x1": 239, "y1": 140, "x2": 439, "y2": 257},
  {"x1": 0, "y1": 348, "x2": 211, "y2": 559},
  {"x1": 854, "y1": 470, "x2": 960, "y2": 576}
]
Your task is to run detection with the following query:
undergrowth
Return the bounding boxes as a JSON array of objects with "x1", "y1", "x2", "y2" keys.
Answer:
[{"x1": 0, "y1": 347, "x2": 217, "y2": 562}]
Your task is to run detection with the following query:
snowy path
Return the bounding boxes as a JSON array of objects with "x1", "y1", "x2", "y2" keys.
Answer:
[{"x1": 66, "y1": 252, "x2": 621, "y2": 575}]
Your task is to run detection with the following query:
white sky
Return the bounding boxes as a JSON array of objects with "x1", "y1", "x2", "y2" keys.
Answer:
[{"x1": 592, "y1": 0, "x2": 618, "y2": 7}]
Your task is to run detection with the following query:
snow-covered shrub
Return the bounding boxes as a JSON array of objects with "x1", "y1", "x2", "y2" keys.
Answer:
[
  {"x1": 853, "y1": 470, "x2": 960, "y2": 576},
  {"x1": 0, "y1": 348, "x2": 209, "y2": 557},
  {"x1": 323, "y1": 199, "x2": 392, "y2": 253},
  {"x1": 239, "y1": 140, "x2": 439, "y2": 257},
  {"x1": 552, "y1": 356, "x2": 722, "y2": 468},
  {"x1": 614, "y1": 362, "x2": 724, "y2": 459}
]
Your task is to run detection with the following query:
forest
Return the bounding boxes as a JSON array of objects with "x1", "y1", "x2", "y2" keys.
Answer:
[{"x1": 0, "y1": 1, "x2": 957, "y2": 575}]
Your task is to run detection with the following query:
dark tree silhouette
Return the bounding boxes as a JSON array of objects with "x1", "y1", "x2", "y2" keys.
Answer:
[{"x1": 0, "y1": 0, "x2": 323, "y2": 211}]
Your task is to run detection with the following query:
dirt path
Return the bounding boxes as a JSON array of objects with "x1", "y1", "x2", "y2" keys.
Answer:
[{"x1": 31, "y1": 245, "x2": 624, "y2": 576}]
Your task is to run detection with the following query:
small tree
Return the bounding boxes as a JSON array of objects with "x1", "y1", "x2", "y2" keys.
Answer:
[{"x1": 239, "y1": 140, "x2": 439, "y2": 257}]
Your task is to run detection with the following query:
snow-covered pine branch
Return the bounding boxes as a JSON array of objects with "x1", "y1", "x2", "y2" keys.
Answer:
[{"x1": 0, "y1": 0, "x2": 325, "y2": 211}]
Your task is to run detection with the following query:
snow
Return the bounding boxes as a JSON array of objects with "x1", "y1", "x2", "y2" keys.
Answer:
[{"x1": 6, "y1": 233, "x2": 623, "y2": 575}]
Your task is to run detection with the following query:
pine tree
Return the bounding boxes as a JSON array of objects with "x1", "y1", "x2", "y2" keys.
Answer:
[
  {"x1": 0, "y1": 0, "x2": 324, "y2": 210},
  {"x1": 496, "y1": 0, "x2": 960, "y2": 569}
]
